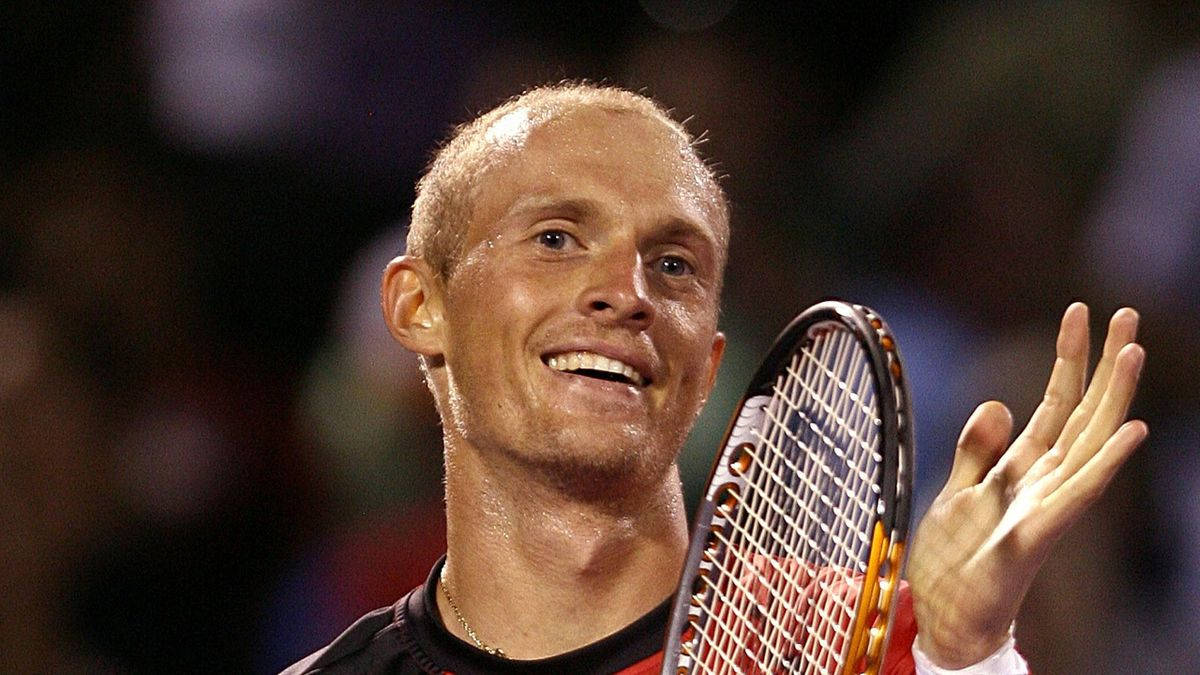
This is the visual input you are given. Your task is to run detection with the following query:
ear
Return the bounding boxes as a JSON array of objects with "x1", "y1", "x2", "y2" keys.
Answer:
[
  {"x1": 705, "y1": 331, "x2": 726, "y2": 391},
  {"x1": 380, "y1": 255, "x2": 445, "y2": 357}
]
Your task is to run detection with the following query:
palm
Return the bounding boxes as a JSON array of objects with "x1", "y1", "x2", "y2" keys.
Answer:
[{"x1": 906, "y1": 304, "x2": 1146, "y2": 668}]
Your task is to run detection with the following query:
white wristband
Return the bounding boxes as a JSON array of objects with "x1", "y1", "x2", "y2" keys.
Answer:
[{"x1": 912, "y1": 630, "x2": 1029, "y2": 675}]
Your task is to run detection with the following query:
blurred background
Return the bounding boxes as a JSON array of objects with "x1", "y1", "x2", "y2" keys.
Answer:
[{"x1": 3, "y1": 1, "x2": 1198, "y2": 672}]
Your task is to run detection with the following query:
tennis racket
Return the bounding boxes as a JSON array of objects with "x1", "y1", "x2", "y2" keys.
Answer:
[{"x1": 662, "y1": 300, "x2": 914, "y2": 675}]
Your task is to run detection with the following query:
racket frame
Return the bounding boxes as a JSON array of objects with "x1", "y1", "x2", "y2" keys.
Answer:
[{"x1": 661, "y1": 300, "x2": 914, "y2": 675}]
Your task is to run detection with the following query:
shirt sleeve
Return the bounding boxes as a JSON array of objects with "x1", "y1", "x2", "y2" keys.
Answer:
[{"x1": 912, "y1": 632, "x2": 1029, "y2": 675}]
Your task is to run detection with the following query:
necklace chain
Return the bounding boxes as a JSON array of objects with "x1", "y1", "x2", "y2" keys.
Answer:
[{"x1": 439, "y1": 567, "x2": 506, "y2": 658}]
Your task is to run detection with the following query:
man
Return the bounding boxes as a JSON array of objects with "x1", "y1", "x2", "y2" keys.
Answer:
[{"x1": 284, "y1": 84, "x2": 1146, "y2": 673}]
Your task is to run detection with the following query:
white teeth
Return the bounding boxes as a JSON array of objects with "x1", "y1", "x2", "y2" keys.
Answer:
[{"x1": 546, "y1": 350, "x2": 645, "y2": 386}]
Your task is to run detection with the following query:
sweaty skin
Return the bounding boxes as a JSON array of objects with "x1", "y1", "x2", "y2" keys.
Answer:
[
  {"x1": 381, "y1": 95, "x2": 1149, "y2": 668},
  {"x1": 383, "y1": 106, "x2": 726, "y2": 658}
]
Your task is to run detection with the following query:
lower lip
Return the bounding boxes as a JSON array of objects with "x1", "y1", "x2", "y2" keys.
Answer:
[{"x1": 543, "y1": 365, "x2": 645, "y2": 409}]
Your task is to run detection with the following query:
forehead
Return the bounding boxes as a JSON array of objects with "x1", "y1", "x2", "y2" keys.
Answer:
[{"x1": 468, "y1": 107, "x2": 728, "y2": 247}]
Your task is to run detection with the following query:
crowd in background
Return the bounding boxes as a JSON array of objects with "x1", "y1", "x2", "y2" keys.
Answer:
[{"x1": 3, "y1": 2, "x2": 1198, "y2": 672}]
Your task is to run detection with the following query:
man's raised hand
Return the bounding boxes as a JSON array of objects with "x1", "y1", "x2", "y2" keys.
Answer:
[{"x1": 906, "y1": 303, "x2": 1147, "y2": 668}]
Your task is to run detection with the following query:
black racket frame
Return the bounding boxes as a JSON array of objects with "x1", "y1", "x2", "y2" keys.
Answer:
[{"x1": 661, "y1": 300, "x2": 914, "y2": 674}]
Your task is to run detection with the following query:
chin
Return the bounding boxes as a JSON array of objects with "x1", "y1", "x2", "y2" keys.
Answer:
[{"x1": 517, "y1": 428, "x2": 681, "y2": 503}]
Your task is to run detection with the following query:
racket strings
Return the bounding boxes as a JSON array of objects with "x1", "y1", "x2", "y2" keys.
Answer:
[
  {"x1": 775, "y1": 330, "x2": 877, "y2": 672},
  {"x1": 787, "y1": 333, "x2": 880, "y2": 672},
  {"x1": 691, "y1": 496, "x2": 846, "y2": 671},
  {"x1": 758, "y1": 405, "x2": 875, "y2": 552},
  {"x1": 692, "y1": 540, "x2": 810, "y2": 669},
  {"x1": 697, "y1": 521, "x2": 859, "y2": 669},
  {"x1": 702, "y1": 342, "x2": 831, "y2": 673},
  {"x1": 712, "y1": 494, "x2": 857, "y2": 632},
  {"x1": 698, "y1": 342, "x2": 822, "y2": 672},
  {"x1": 687, "y1": 327, "x2": 884, "y2": 674}
]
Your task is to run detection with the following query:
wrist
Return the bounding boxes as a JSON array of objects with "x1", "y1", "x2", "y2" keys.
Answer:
[
  {"x1": 915, "y1": 624, "x2": 1014, "y2": 670},
  {"x1": 913, "y1": 627, "x2": 1028, "y2": 675}
]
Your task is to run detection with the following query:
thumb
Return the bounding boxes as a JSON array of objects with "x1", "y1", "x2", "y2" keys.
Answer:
[{"x1": 944, "y1": 401, "x2": 1013, "y2": 492}]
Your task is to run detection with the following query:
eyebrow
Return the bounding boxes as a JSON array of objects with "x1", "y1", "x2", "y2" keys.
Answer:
[
  {"x1": 654, "y1": 217, "x2": 719, "y2": 253},
  {"x1": 503, "y1": 194, "x2": 595, "y2": 222}
]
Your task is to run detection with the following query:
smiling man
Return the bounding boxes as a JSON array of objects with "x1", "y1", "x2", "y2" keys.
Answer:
[{"x1": 283, "y1": 84, "x2": 1146, "y2": 674}]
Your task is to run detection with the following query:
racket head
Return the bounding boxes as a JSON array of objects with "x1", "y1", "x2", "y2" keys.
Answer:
[{"x1": 662, "y1": 300, "x2": 914, "y2": 675}]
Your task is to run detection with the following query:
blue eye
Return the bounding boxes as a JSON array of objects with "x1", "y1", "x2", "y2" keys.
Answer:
[
  {"x1": 658, "y1": 255, "x2": 693, "y2": 277},
  {"x1": 536, "y1": 230, "x2": 570, "y2": 250}
]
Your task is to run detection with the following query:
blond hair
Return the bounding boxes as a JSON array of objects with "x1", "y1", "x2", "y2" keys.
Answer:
[{"x1": 407, "y1": 83, "x2": 728, "y2": 277}]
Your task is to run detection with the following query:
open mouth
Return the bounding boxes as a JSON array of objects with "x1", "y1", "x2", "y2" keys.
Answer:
[{"x1": 543, "y1": 350, "x2": 647, "y2": 387}]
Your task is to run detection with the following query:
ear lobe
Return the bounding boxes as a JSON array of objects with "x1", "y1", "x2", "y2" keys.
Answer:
[{"x1": 380, "y1": 255, "x2": 444, "y2": 357}]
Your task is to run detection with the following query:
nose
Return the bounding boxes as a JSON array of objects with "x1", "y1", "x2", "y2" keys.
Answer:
[{"x1": 578, "y1": 249, "x2": 656, "y2": 330}]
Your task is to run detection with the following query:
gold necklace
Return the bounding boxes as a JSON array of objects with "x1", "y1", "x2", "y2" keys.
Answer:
[{"x1": 439, "y1": 567, "x2": 506, "y2": 658}]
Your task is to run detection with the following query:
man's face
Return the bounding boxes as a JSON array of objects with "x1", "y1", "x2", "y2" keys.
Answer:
[{"x1": 433, "y1": 107, "x2": 726, "y2": 491}]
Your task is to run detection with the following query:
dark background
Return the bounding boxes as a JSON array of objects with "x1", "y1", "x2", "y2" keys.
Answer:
[{"x1": 4, "y1": 1, "x2": 1199, "y2": 672}]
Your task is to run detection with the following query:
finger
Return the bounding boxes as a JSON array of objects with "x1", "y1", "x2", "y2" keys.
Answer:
[
  {"x1": 1058, "y1": 342, "x2": 1145, "y2": 476},
  {"x1": 1033, "y1": 419, "x2": 1148, "y2": 541},
  {"x1": 1054, "y1": 308, "x2": 1139, "y2": 453},
  {"x1": 1009, "y1": 303, "x2": 1089, "y2": 472},
  {"x1": 1016, "y1": 338, "x2": 1144, "y2": 493},
  {"x1": 944, "y1": 401, "x2": 1013, "y2": 492}
]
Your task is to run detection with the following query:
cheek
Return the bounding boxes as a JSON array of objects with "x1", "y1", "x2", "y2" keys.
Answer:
[
  {"x1": 444, "y1": 262, "x2": 558, "y2": 375},
  {"x1": 660, "y1": 301, "x2": 720, "y2": 393},
  {"x1": 662, "y1": 298, "x2": 719, "y2": 352},
  {"x1": 660, "y1": 293, "x2": 719, "y2": 332},
  {"x1": 450, "y1": 247, "x2": 546, "y2": 312}
]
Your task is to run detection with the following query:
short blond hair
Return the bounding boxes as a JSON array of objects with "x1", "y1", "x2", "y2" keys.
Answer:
[{"x1": 407, "y1": 83, "x2": 728, "y2": 277}]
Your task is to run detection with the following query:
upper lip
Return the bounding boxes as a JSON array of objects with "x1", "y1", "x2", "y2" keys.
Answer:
[{"x1": 540, "y1": 340, "x2": 656, "y2": 386}]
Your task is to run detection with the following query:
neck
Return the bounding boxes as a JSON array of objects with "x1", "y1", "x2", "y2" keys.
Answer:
[{"x1": 438, "y1": 436, "x2": 689, "y2": 659}]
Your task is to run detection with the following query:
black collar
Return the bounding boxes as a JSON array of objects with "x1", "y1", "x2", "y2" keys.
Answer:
[{"x1": 399, "y1": 556, "x2": 671, "y2": 673}]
